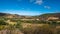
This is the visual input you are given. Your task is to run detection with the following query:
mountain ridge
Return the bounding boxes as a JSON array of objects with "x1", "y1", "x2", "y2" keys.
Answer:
[{"x1": 0, "y1": 12, "x2": 60, "y2": 20}]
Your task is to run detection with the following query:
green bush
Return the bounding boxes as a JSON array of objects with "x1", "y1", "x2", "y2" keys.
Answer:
[
  {"x1": 0, "y1": 26, "x2": 5, "y2": 30},
  {"x1": 0, "y1": 20, "x2": 8, "y2": 25},
  {"x1": 15, "y1": 21, "x2": 23, "y2": 30}
]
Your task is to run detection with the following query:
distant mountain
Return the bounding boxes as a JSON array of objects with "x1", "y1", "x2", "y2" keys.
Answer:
[
  {"x1": 40, "y1": 13, "x2": 60, "y2": 17},
  {"x1": 0, "y1": 12, "x2": 60, "y2": 20},
  {"x1": 37, "y1": 13, "x2": 60, "y2": 20},
  {"x1": 0, "y1": 13, "x2": 33, "y2": 19},
  {"x1": 0, "y1": 13, "x2": 23, "y2": 18},
  {"x1": 0, "y1": 13, "x2": 9, "y2": 16}
]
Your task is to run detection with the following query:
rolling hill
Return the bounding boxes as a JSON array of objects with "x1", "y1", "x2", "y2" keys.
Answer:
[{"x1": 0, "y1": 12, "x2": 60, "y2": 20}]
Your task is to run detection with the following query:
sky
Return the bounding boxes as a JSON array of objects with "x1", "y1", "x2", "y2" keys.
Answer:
[{"x1": 0, "y1": 0, "x2": 60, "y2": 16}]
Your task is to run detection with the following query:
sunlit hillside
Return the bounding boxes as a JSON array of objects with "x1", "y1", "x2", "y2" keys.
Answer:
[{"x1": 0, "y1": 13, "x2": 59, "y2": 34}]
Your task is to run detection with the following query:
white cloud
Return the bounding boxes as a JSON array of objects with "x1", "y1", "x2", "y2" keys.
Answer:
[
  {"x1": 44, "y1": 6, "x2": 51, "y2": 9},
  {"x1": 35, "y1": 0, "x2": 43, "y2": 5},
  {"x1": 30, "y1": 0, "x2": 43, "y2": 5}
]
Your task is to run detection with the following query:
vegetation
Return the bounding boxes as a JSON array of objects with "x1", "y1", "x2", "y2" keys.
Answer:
[
  {"x1": 0, "y1": 13, "x2": 60, "y2": 34},
  {"x1": 22, "y1": 25, "x2": 55, "y2": 34},
  {"x1": 0, "y1": 20, "x2": 8, "y2": 25}
]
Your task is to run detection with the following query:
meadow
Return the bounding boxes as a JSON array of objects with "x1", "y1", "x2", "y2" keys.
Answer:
[{"x1": 0, "y1": 18, "x2": 59, "y2": 34}]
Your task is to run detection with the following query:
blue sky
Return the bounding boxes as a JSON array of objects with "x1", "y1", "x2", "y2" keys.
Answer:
[{"x1": 0, "y1": 0, "x2": 60, "y2": 16}]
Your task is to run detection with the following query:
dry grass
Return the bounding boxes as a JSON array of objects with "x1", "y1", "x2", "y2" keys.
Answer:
[{"x1": 21, "y1": 23, "x2": 49, "y2": 28}]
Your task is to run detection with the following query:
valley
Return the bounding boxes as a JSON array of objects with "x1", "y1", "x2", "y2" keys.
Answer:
[{"x1": 0, "y1": 13, "x2": 60, "y2": 34}]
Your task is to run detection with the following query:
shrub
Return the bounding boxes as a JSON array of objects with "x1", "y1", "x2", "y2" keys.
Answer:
[
  {"x1": 22, "y1": 25, "x2": 54, "y2": 34},
  {"x1": 0, "y1": 26, "x2": 5, "y2": 30},
  {"x1": 0, "y1": 20, "x2": 8, "y2": 25},
  {"x1": 15, "y1": 21, "x2": 23, "y2": 30}
]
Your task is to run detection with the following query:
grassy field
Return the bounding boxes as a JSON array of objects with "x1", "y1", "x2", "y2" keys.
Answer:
[{"x1": 0, "y1": 18, "x2": 59, "y2": 34}]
